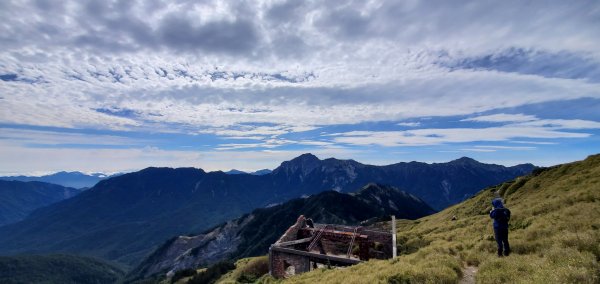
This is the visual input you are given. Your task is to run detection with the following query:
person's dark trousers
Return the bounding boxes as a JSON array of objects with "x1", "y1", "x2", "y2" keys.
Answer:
[{"x1": 494, "y1": 227, "x2": 510, "y2": 256}]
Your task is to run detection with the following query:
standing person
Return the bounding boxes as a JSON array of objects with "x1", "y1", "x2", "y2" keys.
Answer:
[{"x1": 490, "y1": 198, "x2": 511, "y2": 257}]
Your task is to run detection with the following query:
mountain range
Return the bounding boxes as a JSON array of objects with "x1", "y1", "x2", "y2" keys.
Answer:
[
  {"x1": 264, "y1": 154, "x2": 600, "y2": 283},
  {"x1": 269, "y1": 154, "x2": 534, "y2": 210},
  {"x1": 0, "y1": 254, "x2": 124, "y2": 284},
  {"x1": 0, "y1": 180, "x2": 81, "y2": 226},
  {"x1": 0, "y1": 171, "x2": 119, "y2": 189},
  {"x1": 128, "y1": 183, "x2": 434, "y2": 280},
  {"x1": 225, "y1": 169, "x2": 272, "y2": 175},
  {"x1": 0, "y1": 154, "x2": 533, "y2": 268}
]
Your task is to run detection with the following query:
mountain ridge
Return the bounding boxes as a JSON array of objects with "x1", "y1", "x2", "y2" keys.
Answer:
[
  {"x1": 276, "y1": 153, "x2": 600, "y2": 283},
  {"x1": 225, "y1": 169, "x2": 272, "y2": 175},
  {"x1": 127, "y1": 183, "x2": 434, "y2": 280},
  {"x1": 0, "y1": 171, "x2": 121, "y2": 189},
  {"x1": 0, "y1": 254, "x2": 124, "y2": 284},
  {"x1": 0, "y1": 180, "x2": 81, "y2": 226},
  {"x1": 0, "y1": 154, "x2": 533, "y2": 267},
  {"x1": 270, "y1": 153, "x2": 535, "y2": 209}
]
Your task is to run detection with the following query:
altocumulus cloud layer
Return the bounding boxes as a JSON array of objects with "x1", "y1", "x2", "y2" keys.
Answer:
[{"x1": 1, "y1": 0, "x2": 600, "y2": 173}]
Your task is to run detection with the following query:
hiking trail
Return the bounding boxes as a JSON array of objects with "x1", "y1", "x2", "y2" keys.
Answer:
[{"x1": 459, "y1": 265, "x2": 478, "y2": 284}]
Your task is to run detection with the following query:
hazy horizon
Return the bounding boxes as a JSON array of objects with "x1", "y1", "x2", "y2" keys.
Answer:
[{"x1": 0, "y1": 152, "x2": 579, "y2": 177}]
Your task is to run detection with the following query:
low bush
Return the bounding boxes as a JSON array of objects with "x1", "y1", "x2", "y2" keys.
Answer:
[
  {"x1": 397, "y1": 235, "x2": 431, "y2": 255},
  {"x1": 187, "y1": 261, "x2": 235, "y2": 284},
  {"x1": 171, "y1": 268, "x2": 197, "y2": 283},
  {"x1": 236, "y1": 256, "x2": 269, "y2": 283}
]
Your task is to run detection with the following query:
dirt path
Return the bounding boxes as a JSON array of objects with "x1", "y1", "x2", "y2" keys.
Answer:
[{"x1": 459, "y1": 266, "x2": 478, "y2": 284}]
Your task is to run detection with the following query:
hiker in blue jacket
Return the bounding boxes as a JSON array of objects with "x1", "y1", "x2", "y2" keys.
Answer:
[{"x1": 490, "y1": 198, "x2": 511, "y2": 257}]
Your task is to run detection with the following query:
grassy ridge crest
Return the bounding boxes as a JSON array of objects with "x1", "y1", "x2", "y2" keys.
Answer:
[{"x1": 269, "y1": 154, "x2": 600, "y2": 283}]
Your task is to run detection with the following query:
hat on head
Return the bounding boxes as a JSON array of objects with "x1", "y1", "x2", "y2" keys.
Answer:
[{"x1": 491, "y1": 198, "x2": 504, "y2": 208}]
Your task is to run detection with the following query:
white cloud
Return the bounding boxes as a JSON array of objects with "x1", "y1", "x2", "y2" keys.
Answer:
[
  {"x1": 460, "y1": 148, "x2": 497, "y2": 152},
  {"x1": 215, "y1": 137, "x2": 334, "y2": 151},
  {"x1": 397, "y1": 122, "x2": 421, "y2": 127},
  {"x1": 510, "y1": 141, "x2": 557, "y2": 145},
  {"x1": 0, "y1": 140, "x2": 360, "y2": 175},
  {"x1": 198, "y1": 125, "x2": 319, "y2": 138},
  {"x1": 0, "y1": 128, "x2": 143, "y2": 146},
  {"x1": 2, "y1": 63, "x2": 598, "y2": 136},
  {"x1": 214, "y1": 143, "x2": 266, "y2": 151},
  {"x1": 474, "y1": 145, "x2": 536, "y2": 151},
  {"x1": 1, "y1": 1, "x2": 599, "y2": 136},
  {"x1": 331, "y1": 119, "x2": 600, "y2": 147},
  {"x1": 517, "y1": 119, "x2": 600, "y2": 129},
  {"x1": 463, "y1": 115, "x2": 600, "y2": 130},
  {"x1": 462, "y1": 113, "x2": 538, "y2": 123}
]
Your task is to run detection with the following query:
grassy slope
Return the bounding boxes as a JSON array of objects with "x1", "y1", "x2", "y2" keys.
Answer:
[
  {"x1": 161, "y1": 257, "x2": 268, "y2": 284},
  {"x1": 259, "y1": 154, "x2": 600, "y2": 283},
  {"x1": 216, "y1": 256, "x2": 269, "y2": 284}
]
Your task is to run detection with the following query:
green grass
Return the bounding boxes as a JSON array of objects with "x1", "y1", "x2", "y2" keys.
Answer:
[
  {"x1": 266, "y1": 154, "x2": 600, "y2": 283},
  {"x1": 215, "y1": 256, "x2": 270, "y2": 284}
]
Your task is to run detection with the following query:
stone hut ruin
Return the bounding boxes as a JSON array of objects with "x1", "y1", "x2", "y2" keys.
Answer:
[{"x1": 269, "y1": 215, "x2": 396, "y2": 278}]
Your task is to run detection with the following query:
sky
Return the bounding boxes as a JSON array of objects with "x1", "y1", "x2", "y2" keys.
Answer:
[{"x1": 1, "y1": 0, "x2": 600, "y2": 175}]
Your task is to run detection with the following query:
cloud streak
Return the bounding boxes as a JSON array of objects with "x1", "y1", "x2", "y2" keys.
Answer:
[
  {"x1": 331, "y1": 118, "x2": 600, "y2": 147},
  {"x1": 462, "y1": 113, "x2": 538, "y2": 123}
]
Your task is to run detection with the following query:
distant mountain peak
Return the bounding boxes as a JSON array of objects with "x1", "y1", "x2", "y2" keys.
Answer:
[
  {"x1": 0, "y1": 171, "x2": 119, "y2": 189},
  {"x1": 355, "y1": 183, "x2": 403, "y2": 199},
  {"x1": 449, "y1": 156, "x2": 480, "y2": 165},
  {"x1": 224, "y1": 169, "x2": 272, "y2": 175},
  {"x1": 357, "y1": 182, "x2": 391, "y2": 193},
  {"x1": 273, "y1": 153, "x2": 322, "y2": 176},
  {"x1": 291, "y1": 153, "x2": 320, "y2": 162},
  {"x1": 138, "y1": 167, "x2": 206, "y2": 175},
  {"x1": 250, "y1": 169, "x2": 272, "y2": 175},
  {"x1": 225, "y1": 169, "x2": 247, "y2": 175},
  {"x1": 513, "y1": 162, "x2": 535, "y2": 168}
]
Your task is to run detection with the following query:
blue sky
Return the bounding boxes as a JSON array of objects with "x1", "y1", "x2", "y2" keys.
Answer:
[{"x1": 1, "y1": 0, "x2": 600, "y2": 175}]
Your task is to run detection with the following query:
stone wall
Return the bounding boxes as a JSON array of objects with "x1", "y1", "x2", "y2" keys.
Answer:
[
  {"x1": 275, "y1": 215, "x2": 307, "y2": 244},
  {"x1": 269, "y1": 248, "x2": 311, "y2": 278},
  {"x1": 269, "y1": 220, "x2": 395, "y2": 278}
]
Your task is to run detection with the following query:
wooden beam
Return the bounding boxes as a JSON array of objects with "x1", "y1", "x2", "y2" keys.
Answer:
[
  {"x1": 392, "y1": 215, "x2": 397, "y2": 258},
  {"x1": 271, "y1": 246, "x2": 361, "y2": 265},
  {"x1": 276, "y1": 237, "x2": 314, "y2": 247},
  {"x1": 299, "y1": 228, "x2": 368, "y2": 239}
]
